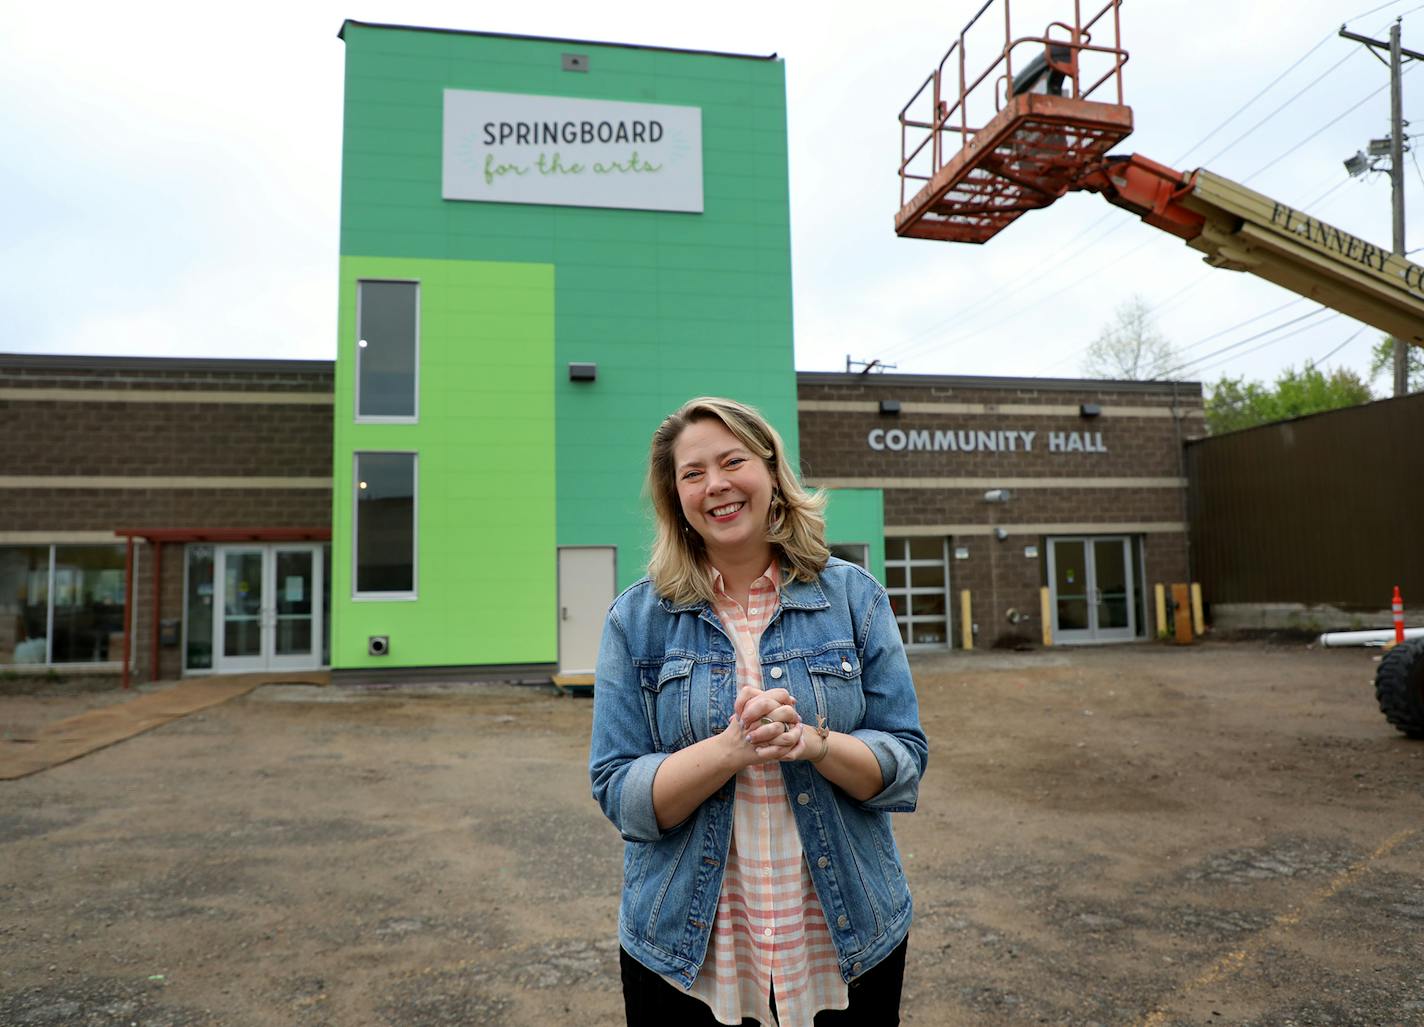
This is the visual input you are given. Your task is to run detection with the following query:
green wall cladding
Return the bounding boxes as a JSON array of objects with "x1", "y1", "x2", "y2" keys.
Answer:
[
  {"x1": 822, "y1": 488, "x2": 887, "y2": 585},
  {"x1": 332, "y1": 255, "x2": 555, "y2": 669},
  {"x1": 340, "y1": 25, "x2": 798, "y2": 602}
]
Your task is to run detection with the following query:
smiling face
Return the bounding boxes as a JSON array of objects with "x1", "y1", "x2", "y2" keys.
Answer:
[{"x1": 672, "y1": 416, "x2": 776, "y2": 569}]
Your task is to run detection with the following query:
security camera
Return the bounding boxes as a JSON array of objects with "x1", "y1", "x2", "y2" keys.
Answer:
[
  {"x1": 983, "y1": 489, "x2": 1012, "y2": 503},
  {"x1": 368, "y1": 635, "x2": 390, "y2": 657}
]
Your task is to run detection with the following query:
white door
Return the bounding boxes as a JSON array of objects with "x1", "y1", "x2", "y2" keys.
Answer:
[
  {"x1": 214, "y1": 545, "x2": 323, "y2": 673},
  {"x1": 558, "y1": 547, "x2": 616, "y2": 675},
  {"x1": 268, "y1": 546, "x2": 323, "y2": 671},
  {"x1": 1047, "y1": 536, "x2": 1136, "y2": 644}
]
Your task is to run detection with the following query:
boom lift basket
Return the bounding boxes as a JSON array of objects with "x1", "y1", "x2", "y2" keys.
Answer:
[{"x1": 896, "y1": 0, "x2": 1132, "y2": 243}]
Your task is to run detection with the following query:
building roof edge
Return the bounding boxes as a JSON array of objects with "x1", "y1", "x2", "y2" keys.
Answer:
[{"x1": 337, "y1": 19, "x2": 779, "y2": 61}]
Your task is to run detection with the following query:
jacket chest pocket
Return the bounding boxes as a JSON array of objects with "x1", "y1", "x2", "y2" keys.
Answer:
[
  {"x1": 805, "y1": 649, "x2": 865, "y2": 734},
  {"x1": 640, "y1": 658, "x2": 695, "y2": 752}
]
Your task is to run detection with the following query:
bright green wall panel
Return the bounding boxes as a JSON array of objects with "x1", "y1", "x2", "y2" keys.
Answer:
[
  {"x1": 331, "y1": 255, "x2": 555, "y2": 669},
  {"x1": 822, "y1": 489, "x2": 886, "y2": 585},
  {"x1": 341, "y1": 25, "x2": 798, "y2": 595}
]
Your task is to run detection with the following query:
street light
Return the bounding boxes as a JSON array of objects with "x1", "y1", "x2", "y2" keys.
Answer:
[{"x1": 1344, "y1": 150, "x2": 1373, "y2": 177}]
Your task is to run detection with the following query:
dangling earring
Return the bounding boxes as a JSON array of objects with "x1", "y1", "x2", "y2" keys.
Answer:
[{"x1": 768, "y1": 489, "x2": 786, "y2": 532}]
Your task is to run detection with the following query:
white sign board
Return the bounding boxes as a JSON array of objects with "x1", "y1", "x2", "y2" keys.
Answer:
[{"x1": 442, "y1": 90, "x2": 703, "y2": 213}]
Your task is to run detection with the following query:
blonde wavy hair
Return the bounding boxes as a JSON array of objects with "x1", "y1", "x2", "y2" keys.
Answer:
[{"x1": 647, "y1": 396, "x2": 829, "y2": 605}]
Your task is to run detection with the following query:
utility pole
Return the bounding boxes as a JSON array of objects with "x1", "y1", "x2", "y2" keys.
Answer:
[{"x1": 1340, "y1": 18, "x2": 1422, "y2": 396}]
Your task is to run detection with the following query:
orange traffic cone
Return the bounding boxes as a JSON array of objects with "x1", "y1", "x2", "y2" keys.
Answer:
[{"x1": 1392, "y1": 586, "x2": 1405, "y2": 645}]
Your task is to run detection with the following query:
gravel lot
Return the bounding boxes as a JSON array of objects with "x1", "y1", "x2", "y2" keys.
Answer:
[{"x1": 2, "y1": 642, "x2": 1421, "y2": 1026}]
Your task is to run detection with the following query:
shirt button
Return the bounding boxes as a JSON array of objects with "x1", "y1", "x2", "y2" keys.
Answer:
[
  {"x1": 797, "y1": 792, "x2": 810, "y2": 806},
  {"x1": 837, "y1": 915, "x2": 849, "y2": 929},
  {"x1": 817, "y1": 856, "x2": 829, "y2": 869},
  {"x1": 852, "y1": 961, "x2": 863, "y2": 975},
  {"x1": 841, "y1": 660, "x2": 853, "y2": 672},
  {"x1": 763, "y1": 927, "x2": 773, "y2": 938},
  {"x1": 749, "y1": 608, "x2": 758, "y2": 615},
  {"x1": 770, "y1": 666, "x2": 783, "y2": 680}
]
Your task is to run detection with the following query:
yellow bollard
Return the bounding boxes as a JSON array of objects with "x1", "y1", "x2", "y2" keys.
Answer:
[
  {"x1": 1190, "y1": 583, "x2": 1205, "y2": 637},
  {"x1": 960, "y1": 590, "x2": 973, "y2": 651},
  {"x1": 1040, "y1": 586, "x2": 1052, "y2": 646},
  {"x1": 1154, "y1": 583, "x2": 1167, "y2": 639}
]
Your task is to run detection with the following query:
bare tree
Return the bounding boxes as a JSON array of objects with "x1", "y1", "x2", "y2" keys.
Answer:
[{"x1": 1081, "y1": 295, "x2": 1178, "y2": 380}]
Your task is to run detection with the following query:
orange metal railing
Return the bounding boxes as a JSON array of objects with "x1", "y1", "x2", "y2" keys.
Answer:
[{"x1": 898, "y1": 0, "x2": 1129, "y2": 207}]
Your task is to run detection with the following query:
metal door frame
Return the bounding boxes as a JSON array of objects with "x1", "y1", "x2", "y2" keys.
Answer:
[
  {"x1": 214, "y1": 544, "x2": 324, "y2": 673},
  {"x1": 1047, "y1": 535, "x2": 1137, "y2": 645},
  {"x1": 557, "y1": 546, "x2": 617, "y2": 675}
]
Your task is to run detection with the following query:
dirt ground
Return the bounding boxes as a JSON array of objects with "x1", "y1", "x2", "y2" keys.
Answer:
[{"x1": 2, "y1": 642, "x2": 1421, "y2": 1027}]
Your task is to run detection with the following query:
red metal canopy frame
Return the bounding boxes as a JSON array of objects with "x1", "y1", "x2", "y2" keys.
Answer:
[
  {"x1": 113, "y1": 527, "x2": 332, "y2": 689},
  {"x1": 896, "y1": 0, "x2": 1131, "y2": 243}
]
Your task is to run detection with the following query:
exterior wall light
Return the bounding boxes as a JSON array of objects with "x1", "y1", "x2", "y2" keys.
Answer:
[
  {"x1": 879, "y1": 399, "x2": 902, "y2": 415},
  {"x1": 569, "y1": 362, "x2": 597, "y2": 382},
  {"x1": 1079, "y1": 402, "x2": 1102, "y2": 418}
]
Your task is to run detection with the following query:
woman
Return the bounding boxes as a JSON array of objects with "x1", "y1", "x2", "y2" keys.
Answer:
[{"x1": 590, "y1": 397, "x2": 927, "y2": 1026}]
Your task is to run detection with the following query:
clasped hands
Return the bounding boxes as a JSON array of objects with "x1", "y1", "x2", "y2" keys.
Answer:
[{"x1": 720, "y1": 686, "x2": 823, "y2": 766}]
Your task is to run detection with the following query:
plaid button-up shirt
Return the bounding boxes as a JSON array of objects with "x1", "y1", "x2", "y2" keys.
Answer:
[{"x1": 666, "y1": 563, "x2": 848, "y2": 1025}]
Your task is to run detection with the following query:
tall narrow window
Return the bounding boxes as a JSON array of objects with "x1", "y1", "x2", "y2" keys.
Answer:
[
  {"x1": 0, "y1": 547, "x2": 51, "y2": 665},
  {"x1": 354, "y1": 453, "x2": 417, "y2": 596},
  {"x1": 185, "y1": 545, "x2": 215, "y2": 670},
  {"x1": 884, "y1": 536, "x2": 951, "y2": 648},
  {"x1": 356, "y1": 280, "x2": 418, "y2": 420},
  {"x1": 50, "y1": 545, "x2": 127, "y2": 664}
]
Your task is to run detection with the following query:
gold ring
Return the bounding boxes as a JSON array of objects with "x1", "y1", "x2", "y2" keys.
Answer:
[
  {"x1": 781, "y1": 721, "x2": 791, "y2": 733},
  {"x1": 759, "y1": 717, "x2": 775, "y2": 727}
]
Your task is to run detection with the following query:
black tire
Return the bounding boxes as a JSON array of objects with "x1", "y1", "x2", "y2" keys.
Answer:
[{"x1": 1375, "y1": 638, "x2": 1424, "y2": 739}]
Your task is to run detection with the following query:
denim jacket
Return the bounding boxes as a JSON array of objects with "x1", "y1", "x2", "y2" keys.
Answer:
[{"x1": 589, "y1": 558, "x2": 928, "y2": 988}]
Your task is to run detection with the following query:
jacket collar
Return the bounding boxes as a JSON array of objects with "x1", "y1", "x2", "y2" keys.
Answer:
[{"x1": 658, "y1": 569, "x2": 830, "y2": 614}]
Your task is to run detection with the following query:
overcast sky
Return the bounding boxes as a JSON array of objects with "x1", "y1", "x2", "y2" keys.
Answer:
[{"x1": 3, "y1": 0, "x2": 1421, "y2": 392}]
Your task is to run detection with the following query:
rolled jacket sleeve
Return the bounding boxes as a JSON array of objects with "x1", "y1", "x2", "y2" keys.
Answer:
[
  {"x1": 850, "y1": 586, "x2": 928, "y2": 812},
  {"x1": 589, "y1": 607, "x2": 674, "y2": 843}
]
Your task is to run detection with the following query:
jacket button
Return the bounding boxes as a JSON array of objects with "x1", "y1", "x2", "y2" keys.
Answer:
[
  {"x1": 837, "y1": 915, "x2": 849, "y2": 929},
  {"x1": 841, "y1": 660, "x2": 853, "y2": 672},
  {"x1": 770, "y1": 666, "x2": 783, "y2": 679},
  {"x1": 817, "y1": 856, "x2": 829, "y2": 869},
  {"x1": 797, "y1": 792, "x2": 810, "y2": 806},
  {"x1": 852, "y1": 961, "x2": 863, "y2": 975}
]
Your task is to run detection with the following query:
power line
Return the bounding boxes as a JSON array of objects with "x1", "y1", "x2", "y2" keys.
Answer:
[
  {"x1": 1164, "y1": 306, "x2": 1333, "y2": 379},
  {"x1": 878, "y1": 213, "x2": 1130, "y2": 363},
  {"x1": 1197, "y1": 49, "x2": 1361, "y2": 169},
  {"x1": 1312, "y1": 326, "x2": 1369, "y2": 367},
  {"x1": 1189, "y1": 312, "x2": 1346, "y2": 377},
  {"x1": 1346, "y1": 0, "x2": 1421, "y2": 22},
  {"x1": 1242, "y1": 73, "x2": 1406, "y2": 184},
  {"x1": 890, "y1": 231, "x2": 1166, "y2": 367}
]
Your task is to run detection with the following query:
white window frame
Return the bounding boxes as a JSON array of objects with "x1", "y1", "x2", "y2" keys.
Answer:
[
  {"x1": 355, "y1": 278, "x2": 420, "y2": 424},
  {"x1": 352, "y1": 451, "x2": 419, "y2": 601},
  {"x1": 885, "y1": 536, "x2": 953, "y2": 649}
]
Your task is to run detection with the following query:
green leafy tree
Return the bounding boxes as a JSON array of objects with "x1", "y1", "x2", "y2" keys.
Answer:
[
  {"x1": 1205, "y1": 363, "x2": 1373, "y2": 434},
  {"x1": 1082, "y1": 295, "x2": 1179, "y2": 380},
  {"x1": 1367, "y1": 336, "x2": 1424, "y2": 393}
]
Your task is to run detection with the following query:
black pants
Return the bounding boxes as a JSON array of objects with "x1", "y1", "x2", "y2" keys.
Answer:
[{"x1": 620, "y1": 935, "x2": 908, "y2": 1026}]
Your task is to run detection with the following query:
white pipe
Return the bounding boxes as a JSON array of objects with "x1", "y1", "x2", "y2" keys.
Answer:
[{"x1": 1317, "y1": 627, "x2": 1424, "y2": 648}]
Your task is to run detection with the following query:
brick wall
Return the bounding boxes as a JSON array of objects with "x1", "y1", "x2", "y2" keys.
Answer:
[
  {"x1": 1, "y1": 355, "x2": 334, "y2": 680},
  {"x1": 798, "y1": 373, "x2": 1203, "y2": 648}
]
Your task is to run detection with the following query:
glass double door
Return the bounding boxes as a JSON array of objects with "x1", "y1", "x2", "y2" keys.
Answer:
[
  {"x1": 214, "y1": 545, "x2": 323, "y2": 672},
  {"x1": 1048, "y1": 536, "x2": 1136, "y2": 644}
]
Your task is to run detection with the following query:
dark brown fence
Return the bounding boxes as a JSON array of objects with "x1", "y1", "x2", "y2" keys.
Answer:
[{"x1": 1185, "y1": 392, "x2": 1424, "y2": 610}]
